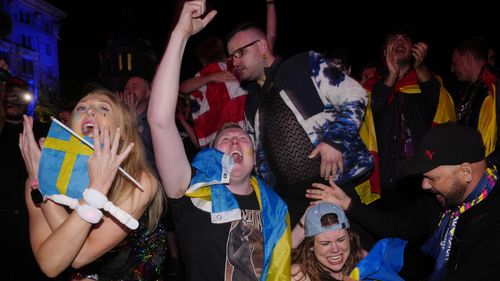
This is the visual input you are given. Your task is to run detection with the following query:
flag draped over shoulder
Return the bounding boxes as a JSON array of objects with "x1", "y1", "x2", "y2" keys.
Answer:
[
  {"x1": 190, "y1": 62, "x2": 247, "y2": 147},
  {"x1": 185, "y1": 148, "x2": 291, "y2": 281},
  {"x1": 357, "y1": 94, "x2": 381, "y2": 204},
  {"x1": 349, "y1": 238, "x2": 407, "y2": 281},
  {"x1": 397, "y1": 74, "x2": 456, "y2": 125},
  {"x1": 478, "y1": 70, "x2": 497, "y2": 156},
  {"x1": 38, "y1": 121, "x2": 93, "y2": 199},
  {"x1": 357, "y1": 72, "x2": 456, "y2": 204}
]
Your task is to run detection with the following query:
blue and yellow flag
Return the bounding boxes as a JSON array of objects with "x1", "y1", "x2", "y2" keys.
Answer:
[
  {"x1": 349, "y1": 238, "x2": 407, "y2": 281},
  {"x1": 186, "y1": 148, "x2": 291, "y2": 281},
  {"x1": 38, "y1": 121, "x2": 93, "y2": 199}
]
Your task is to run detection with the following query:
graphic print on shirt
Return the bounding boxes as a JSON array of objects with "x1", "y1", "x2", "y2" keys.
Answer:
[{"x1": 224, "y1": 209, "x2": 263, "y2": 281}]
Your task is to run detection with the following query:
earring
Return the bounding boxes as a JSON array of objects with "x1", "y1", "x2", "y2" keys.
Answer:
[{"x1": 262, "y1": 53, "x2": 267, "y2": 60}]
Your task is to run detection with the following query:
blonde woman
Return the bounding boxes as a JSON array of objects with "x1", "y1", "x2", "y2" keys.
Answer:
[{"x1": 19, "y1": 89, "x2": 166, "y2": 280}]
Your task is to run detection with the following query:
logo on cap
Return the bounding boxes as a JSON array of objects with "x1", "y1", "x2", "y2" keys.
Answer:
[{"x1": 424, "y1": 149, "x2": 435, "y2": 160}]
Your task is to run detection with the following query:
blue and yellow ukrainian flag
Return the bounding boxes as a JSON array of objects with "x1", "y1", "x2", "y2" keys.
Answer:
[
  {"x1": 38, "y1": 121, "x2": 93, "y2": 199},
  {"x1": 185, "y1": 149, "x2": 291, "y2": 281},
  {"x1": 349, "y1": 238, "x2": 407, "y2": 281}
]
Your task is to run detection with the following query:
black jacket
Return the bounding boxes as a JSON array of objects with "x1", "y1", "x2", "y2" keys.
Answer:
[{"x1": 347, "y1": 181, "x2": 500, "y2": 280}]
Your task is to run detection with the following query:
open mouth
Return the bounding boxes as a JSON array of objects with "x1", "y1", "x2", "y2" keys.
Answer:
[
  {"x1": 394, "y1": 46, "x2": 407, "y2": 54},
  {"x1": 328, "y1": 255, "x2": 341, "y2": 261},
  {"x1": 82, "y1": 121, "x2": 95, "y2": 137},
  {"x1": 327, "y1": 254, "x2": 343, "y2": 264},
  {"x1": 230, "y1": 151, "x2": 243, "y2": 164}
]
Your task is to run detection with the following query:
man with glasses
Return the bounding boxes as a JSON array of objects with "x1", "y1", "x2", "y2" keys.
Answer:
[
  {"x1": 226, "y1": 24, "x2": 373, "y2": 232},
  {"x1": 179, "y1": 2, "x2": 277, "y2": 149}
]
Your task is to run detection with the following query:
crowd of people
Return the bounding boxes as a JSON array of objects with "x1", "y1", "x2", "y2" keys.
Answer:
[{"x1": 1, "y1": 0, "x2": 500, "y2": 280}]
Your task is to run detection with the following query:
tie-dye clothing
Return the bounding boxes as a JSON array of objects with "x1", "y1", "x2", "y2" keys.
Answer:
[{"x1": 245, "y1": 51, "x2": 373, "y2": 196}]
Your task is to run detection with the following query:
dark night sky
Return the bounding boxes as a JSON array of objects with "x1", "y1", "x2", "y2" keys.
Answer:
[{"x1": 45, "y1": 0, "x2": 498, "y2": 99}]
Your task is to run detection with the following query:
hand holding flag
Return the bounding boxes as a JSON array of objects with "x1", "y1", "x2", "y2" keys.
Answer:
[
  {"x1": 36, "y1": 118, "x2": 141, "y2": 229},
  {"x1": 51, "y1": 117, "x2": 144, "y2": 190},
  {"x1": 87, "y1": 126, "x2": 134, "y2": 195}
]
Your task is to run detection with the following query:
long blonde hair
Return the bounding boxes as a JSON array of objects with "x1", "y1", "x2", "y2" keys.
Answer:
[{"x1": 78, "y1": 88, "x2": 165, "y2": 231}]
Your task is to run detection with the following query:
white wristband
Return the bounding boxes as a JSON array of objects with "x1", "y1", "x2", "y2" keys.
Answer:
[
  {"x1": 83, "y1": 188, "x2": 139, "y2": 230},
  {"x1": 47, "y1": 194, "x2": 80, "y2": 210},
  {"x1": 83, "y1": 188, "x2": 108, "y2": 209},
  {"x1": 103, "y1": 202, "x2": 139, "y2": 230},
  {"x1": 77, "y1": 204, "x2": 103, "y2": 224}
]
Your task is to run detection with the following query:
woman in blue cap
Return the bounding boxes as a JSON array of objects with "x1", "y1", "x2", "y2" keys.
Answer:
[{"x1": 291, "y1": 202, "x2": 364, "y2": 281}]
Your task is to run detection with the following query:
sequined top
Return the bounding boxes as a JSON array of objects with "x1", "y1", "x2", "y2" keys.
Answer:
[{"x1": 74, "y1": 214, "x2": 168, "y2": 281}]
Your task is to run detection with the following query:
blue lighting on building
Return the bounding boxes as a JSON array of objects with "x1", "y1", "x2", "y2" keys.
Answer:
[{"x1": 1, "y1": 0, "x2": 66, "y2": 116}]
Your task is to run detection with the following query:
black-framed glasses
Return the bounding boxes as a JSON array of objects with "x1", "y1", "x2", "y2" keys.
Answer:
[{"x1": 227, "y1": 40, "x2": 260, "y2": 61}]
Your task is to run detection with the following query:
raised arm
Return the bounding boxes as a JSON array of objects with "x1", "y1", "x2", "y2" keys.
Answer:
[
  {"x1": 412, "y1": 42, "x2": 431, "y2": 83},
  {"x1": 20, "y1": 119, "x2": 146, "y2": 277},
  {"x1": 148, "y1": 0, "x2": 216, "y2": 198},
  {"x1": 179, "y1": 70, "x2": 236, "y2": 94},
  {"x1": 266, "y1": 0, "x2": 277, "y2": 51}
]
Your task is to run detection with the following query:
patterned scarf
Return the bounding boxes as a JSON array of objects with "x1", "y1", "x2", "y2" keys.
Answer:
[{"x1": 421, "y1": 165, "x2": 498, "y2": 281}]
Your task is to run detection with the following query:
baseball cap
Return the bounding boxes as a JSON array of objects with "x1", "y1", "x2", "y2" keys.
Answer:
[
  {"x1": 304, "y1": 202, "x2": 350, "y2": 237},
  {"x1": 399, "y1": 123, "x2": 485, "y2": 175}
]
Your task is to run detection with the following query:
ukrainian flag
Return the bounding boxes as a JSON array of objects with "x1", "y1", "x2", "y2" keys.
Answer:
[
  {"x1": 349, "y1": 238, "x2": 407, "y2": 281},
  {"x1": 186, "y1": 149, "x2": 291, "y2": 281},
  {"x1": 38, "y1": 121, "x2": 93, "y2": 199}
]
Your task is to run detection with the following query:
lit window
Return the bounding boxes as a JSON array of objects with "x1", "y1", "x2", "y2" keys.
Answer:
[{"x1": 127, "y1": 53, "x2": 132, "y2": 71}]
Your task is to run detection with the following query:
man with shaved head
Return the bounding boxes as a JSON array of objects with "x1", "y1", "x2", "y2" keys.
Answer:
[{"x1": 227, "y1": 24, "x2": 373, "y2": 229}]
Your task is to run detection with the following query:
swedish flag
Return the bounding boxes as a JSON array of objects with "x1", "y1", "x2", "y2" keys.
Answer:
[{"x1": 38, "y1": 121, "x2": 93, "y2": 199}]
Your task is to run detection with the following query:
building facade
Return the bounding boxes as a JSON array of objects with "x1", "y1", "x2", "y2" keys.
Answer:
[
  {"x1": 0, "y1": 0, "x2": 66, "y2": 113},
  {"x1": 99, "y1": 35, "x2": 158, "y2": 91}
]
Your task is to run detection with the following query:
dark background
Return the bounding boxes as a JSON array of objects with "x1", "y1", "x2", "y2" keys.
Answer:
[{"x1": 45, "y1": 0, "x2": 499, "y2": 99}]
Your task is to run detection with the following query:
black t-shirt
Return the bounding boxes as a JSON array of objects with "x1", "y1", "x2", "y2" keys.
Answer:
[{"x1": 169, "y1": 192, "x2": 263, "y2": 281}]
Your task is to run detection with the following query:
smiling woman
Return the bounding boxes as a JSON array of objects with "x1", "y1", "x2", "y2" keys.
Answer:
[{"x1": 291, "y1": 202, "x2": 364, "y2": 281}]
